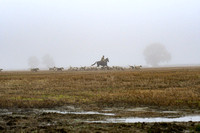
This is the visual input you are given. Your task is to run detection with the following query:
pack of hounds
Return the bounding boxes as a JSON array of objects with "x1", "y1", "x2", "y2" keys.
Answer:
[{"x1": 0, "y1": 56, "x2": 142, "y2": 72}]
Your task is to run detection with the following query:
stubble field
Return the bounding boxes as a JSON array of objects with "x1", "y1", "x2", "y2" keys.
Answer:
[{"x1": 0, "y1": 67, "x2": 200, "y2": 109}]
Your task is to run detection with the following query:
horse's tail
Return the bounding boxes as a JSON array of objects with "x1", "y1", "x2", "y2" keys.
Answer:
[{"x1": 91, "y1": 62, "x2": 97, "y2": 66}]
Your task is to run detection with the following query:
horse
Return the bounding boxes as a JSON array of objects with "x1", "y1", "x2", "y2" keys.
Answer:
[{"x1": 91, "y1": 58, "x2": 109, "y2": 67}]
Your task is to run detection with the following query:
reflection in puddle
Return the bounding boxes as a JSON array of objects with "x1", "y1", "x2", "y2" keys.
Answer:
[
  {"x1": 161, "y1": 111, "x2": 179, "y2": 114},
  {"x1": 42, "y1": 110, "x2": 115, "y2": 116},
  {"x1": 125, "y1": 107, "x2": 149, "y2": 112},
  {"x1": 90, "y1": 115, "x2": 200, "y2": 123}
]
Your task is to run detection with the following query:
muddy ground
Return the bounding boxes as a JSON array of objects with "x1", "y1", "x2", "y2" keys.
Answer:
[{"x1": 0, "y1": 106, "x2": 200, "y2": 133}]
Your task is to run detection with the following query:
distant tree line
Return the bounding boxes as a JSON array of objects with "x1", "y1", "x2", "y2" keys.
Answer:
[{"x1": 28, "y1": 54, "x2": 55, "y2": 68}]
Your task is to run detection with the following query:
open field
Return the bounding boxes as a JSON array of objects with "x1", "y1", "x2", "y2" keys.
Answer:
[
  {"x1": 0, "y1": 67, "x2": 200, "y2": 132},
  {"x1": 0, "y1": 67, "x2": 200, "y2": 108}
]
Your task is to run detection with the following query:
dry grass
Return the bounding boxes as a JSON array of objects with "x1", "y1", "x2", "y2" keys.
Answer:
[{"x1": 0, "y1": 67, "x2": 200, "y2": 108}]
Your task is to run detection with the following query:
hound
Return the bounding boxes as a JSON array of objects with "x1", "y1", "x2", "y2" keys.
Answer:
[
  {"x1": 49, "y1": 67, "x2": 56, "y2": 71},
  {"x1": 80, "y1": 66, "x2": 86, "y2": 71},
  {"x1": 112, "y1": 66, "x2": 124, "y2": 71},
  {"x1": 129, "y1": 65, "x2": 142, "y2": 70},
  {"x1": 31, "y1": 68, "x2": 39, "y2": 72},
  {"x1": 55, "y1": 67, "x2": 64, "y2": 71}
]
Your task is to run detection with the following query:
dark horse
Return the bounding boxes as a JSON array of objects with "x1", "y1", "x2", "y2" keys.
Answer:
[{"x1": 91, "y1": 58, "x2": 109, "y2": 67}]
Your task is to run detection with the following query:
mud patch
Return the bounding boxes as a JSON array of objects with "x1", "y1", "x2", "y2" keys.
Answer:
[{"x1": 0, "y1": 106, "x2": 200, "y2": 132}]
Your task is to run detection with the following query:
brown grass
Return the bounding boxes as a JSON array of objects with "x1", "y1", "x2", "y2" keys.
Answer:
[{"x1": 0, "y1": 67, "x2": 200, "y2": 108}]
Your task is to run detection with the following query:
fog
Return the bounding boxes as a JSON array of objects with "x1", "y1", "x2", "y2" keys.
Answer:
[{"x1": 0, "y1": 0, "x2": 200, "y2": 70}]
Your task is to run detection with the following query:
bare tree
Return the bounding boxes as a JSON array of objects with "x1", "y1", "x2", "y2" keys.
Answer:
[
  {"x1": 143, "y1": 43, "x2": 171, "y2": 67},
  {"x1": 42, "y1": 54, "x2": 55, "y2": 68},
  {"x1": 28, "y1": 56, "x2": 40, "y2": 68}
]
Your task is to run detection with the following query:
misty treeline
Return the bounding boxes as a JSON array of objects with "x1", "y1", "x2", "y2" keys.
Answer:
[
  {"x1": 28, "y1": 43, "x2": 171, "y2": 68},
  {"x1": 28, "y1": 54, "x2": 55, "y2": 68}
]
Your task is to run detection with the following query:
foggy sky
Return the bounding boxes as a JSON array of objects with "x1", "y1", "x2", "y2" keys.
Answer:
[{"x1": 1, "y1": 0, "x2": 200, "y2": 70}]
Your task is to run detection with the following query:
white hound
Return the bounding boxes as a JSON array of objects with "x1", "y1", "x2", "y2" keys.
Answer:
[
  {"x1": 55, "y1": 67, "x2": 64, "y2": 71},
  {"x1": 129, "y1": 65, "x2": 142, "y2": 70}
]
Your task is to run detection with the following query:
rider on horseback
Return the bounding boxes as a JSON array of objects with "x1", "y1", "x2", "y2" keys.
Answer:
[
  {"x1": 101, "y1": 55, "x2": 105, "y2": 62},
  {"x1": 91, "y1": 55, "x2": 109, "y2": 67}
]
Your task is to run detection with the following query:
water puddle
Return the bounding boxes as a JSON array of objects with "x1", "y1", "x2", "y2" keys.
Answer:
[
  {"x1": 125, "y1": 107, "x2": 149, "y2": 112},
  {"x1": 0, "y1": 109, "x2": 13, "y2": 115},
  {"x1": 42, "y1": 110, "x2": 115, "y2": 116},
  {"x1": 161, "y1": 111, "x2": 179, "y2": 114},
  {"x1": 89, "y1": 115, "x2": 200, "y2": 123},
  {"x1": 1, "y1": 107, "x2": 200, "y2": 124}
]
